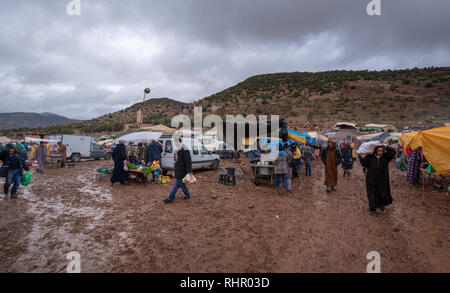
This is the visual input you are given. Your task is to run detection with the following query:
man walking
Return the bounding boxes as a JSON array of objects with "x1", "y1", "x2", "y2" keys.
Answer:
[
  {"x1": 3, "y1": 145, "x2": 30, "y2": 198},
  {"x1": 303, "y1": 145, "x2": 313, "y2": 176},
  {"x1": 164, "y1": 138, "x2": 192, "y2": 203}
]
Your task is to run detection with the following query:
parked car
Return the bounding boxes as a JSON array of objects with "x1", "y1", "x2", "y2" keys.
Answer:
[
  {"x1": 49, "y1": 134, "x2": 112, "y2": 162},
  {"x1": 158, "y1": 135, "x2": 220, "y2": 175}
]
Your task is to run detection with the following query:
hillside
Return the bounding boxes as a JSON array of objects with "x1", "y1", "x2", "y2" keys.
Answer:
[
  {"x1": 1, "y1": 67, "x2": 449, "y2": 136},
  {"x1": 0, "y1": 112, "x2": 74, "y2": 130},
  {"x1": 196, "y1": 67, "x2": 450, "y2": 129}
]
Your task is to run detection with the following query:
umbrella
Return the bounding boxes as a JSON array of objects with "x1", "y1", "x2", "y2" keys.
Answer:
[{"x1": 114, "y1": 131, "x2": 163, "y2": 143}]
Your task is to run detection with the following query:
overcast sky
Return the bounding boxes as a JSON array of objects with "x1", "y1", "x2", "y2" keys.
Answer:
[{"x1": 0, "y1": 0, "x2": 449, "y2": 120}]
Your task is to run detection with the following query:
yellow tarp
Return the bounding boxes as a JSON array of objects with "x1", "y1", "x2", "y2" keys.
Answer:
[
  {"x1": 400, "y1": 131, "x2": 418, "y2": 148},
  {"x1": 401, "y1": 126, "x2": 450, "y2": 175}
]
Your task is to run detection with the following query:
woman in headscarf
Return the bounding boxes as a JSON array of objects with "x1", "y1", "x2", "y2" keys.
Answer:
[
  {"x1": 111, "y1": 140, "x2": 128, "y2": 186},
  {"x1": 406, "y1": 146, "x2": 422, "y2": 184},
  {"x1": 359, "y1": 145, "x2": 396, "y2": 214},
  {"x1": 320, "y1": 138, "x2": 341, "y2": 192}
]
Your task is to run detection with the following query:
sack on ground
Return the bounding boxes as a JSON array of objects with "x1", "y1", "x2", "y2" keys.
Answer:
[{"x1": 158, "y1": 175, "x2": 171, "y2": 184}]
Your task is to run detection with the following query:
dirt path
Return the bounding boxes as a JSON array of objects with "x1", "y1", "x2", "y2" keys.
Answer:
[{"x1": 0, "y1": 159, "x2": 449, "y2": 272}]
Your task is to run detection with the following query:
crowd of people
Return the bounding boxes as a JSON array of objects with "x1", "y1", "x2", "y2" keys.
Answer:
[
  {"x1": 110, "y1": 139, "x2": 165, "y2": 186},
  {"x1": 0, "y1": 134, "x2": 431, "y2": 216},
  {"x1": 248, "y1": 136, "x2": 401, "y2": 215}
]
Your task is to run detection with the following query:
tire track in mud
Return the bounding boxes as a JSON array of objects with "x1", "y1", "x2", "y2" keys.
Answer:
[
  {"x1": 1, "y1": 159, "x2": 448, "y2": 272},
  {"x1": 1, "y1": 163, "x2": 117, "y2": 272}
]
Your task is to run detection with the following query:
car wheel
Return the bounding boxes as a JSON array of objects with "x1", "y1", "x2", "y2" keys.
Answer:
[
  {"x1": 104, "y1": 153, "x2": 112, "y2": 160},
  {"x1": 71, "y1": 153, "x2": 81, "y2": 162}
]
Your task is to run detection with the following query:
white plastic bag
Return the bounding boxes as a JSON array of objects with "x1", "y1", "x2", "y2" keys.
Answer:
[
  {"x1": 356, "y1": 141, "x2": 382, "y2": 155},
  {"x1": 123, "y1": 164, "x2": 128, "y2": 171},
  {"x1": 182, "y1": 173, "x2": 197, "y2": 184}
]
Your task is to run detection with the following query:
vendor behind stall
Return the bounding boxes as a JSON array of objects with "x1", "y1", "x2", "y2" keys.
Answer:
[
  {"x1": 145, "y1": 140, "x2": 163, "y2": 180},
  {"x1": 57, "y1": 141, "x2": 67, "y2": 168},
  {"x1": 145, "y1": 140, "x2": 163, "y2": 165}
]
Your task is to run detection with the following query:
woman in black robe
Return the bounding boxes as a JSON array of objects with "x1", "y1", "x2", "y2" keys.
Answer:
[
  {"x1": 111, "y1": 141, "x2": 128, "y2": 185},
  {"x1": 359, "y1": 145, "x2": 396, "y2": 214}
]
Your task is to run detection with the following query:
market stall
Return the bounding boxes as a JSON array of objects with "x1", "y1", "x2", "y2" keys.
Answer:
[
  {"x1": 127, "y1": 169, "x2": 149, "y2": 185},
  {"x1": 250, "y1": 152, "x2": 277, "y2": 185},
  {"x1": 251, "y1": 163, "x2": 274, "y2": 185}
]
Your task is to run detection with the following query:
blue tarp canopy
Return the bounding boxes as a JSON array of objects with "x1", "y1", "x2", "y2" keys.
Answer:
[
  {"x1": 258, "y1": 134, "x2": 313, "y2": 152},
  {"x1": 287, "y1": 128, "x2": 316, "y2": 144}
]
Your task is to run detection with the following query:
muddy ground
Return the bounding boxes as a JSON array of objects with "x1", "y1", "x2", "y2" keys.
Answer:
[{"x1": 0, "y1": 156, "x2": 449, "y2": 273}]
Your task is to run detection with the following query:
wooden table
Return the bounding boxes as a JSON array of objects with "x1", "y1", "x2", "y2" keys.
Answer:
[
  {"x1": 127, "y1": 169, "x2": 149, "y2": 185},
  {"x1": 250, "y1": 164, "x2": 275, "y2": 185}
]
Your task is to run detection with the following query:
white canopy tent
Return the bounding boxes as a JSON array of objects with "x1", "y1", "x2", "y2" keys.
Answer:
[
  {"x1": 25, "y1": 137, "x2": 60, "y2": 145},
  {"x1": 114, "y1": 131, "x2": 163, "y2": 144}
]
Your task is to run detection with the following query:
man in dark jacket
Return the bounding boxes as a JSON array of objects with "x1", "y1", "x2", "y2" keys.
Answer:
[
  {"x1": 2, "y1": 145, "x2": 30, "y2": 198},
  {"x1": 145, "y1": 140, "x2": 163, "y2": 165},
  {"x1": 359, "y1": 145, "x2": 396, "y2": 214},
  {"x1": 164, "y1": 138, "x2": 192, "y2": 203}
]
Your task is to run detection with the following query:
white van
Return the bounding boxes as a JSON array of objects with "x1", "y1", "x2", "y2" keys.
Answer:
[
  {"x1": 159, "y1": 135, "x2": 220, "y2": 175},
  {"x1": 49, "y1": 134, "x2": 112, "y2": 162}
]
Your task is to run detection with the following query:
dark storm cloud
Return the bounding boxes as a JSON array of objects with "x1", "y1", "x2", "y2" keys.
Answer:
[{"x1": 0, "y1": 0, "x2": 449, "y2": 119}]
